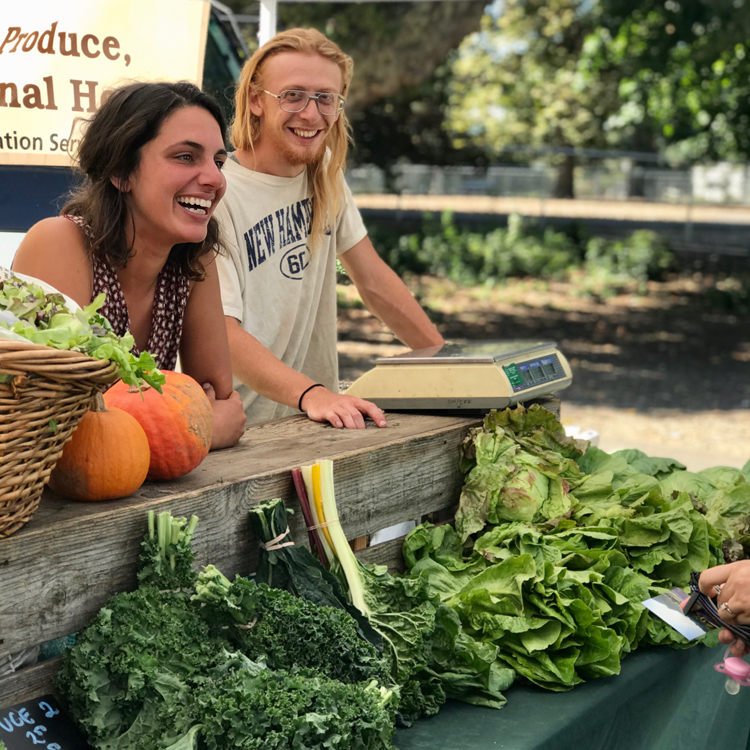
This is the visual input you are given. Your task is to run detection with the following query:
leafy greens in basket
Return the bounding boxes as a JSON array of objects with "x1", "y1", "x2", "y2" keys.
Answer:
[{"x1": 0, "y1": 274, "x2": 164, "y2": 391}]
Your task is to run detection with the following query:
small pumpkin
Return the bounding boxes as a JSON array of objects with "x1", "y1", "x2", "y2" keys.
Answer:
[
  {"x1": 48, "y1": 393, "x2": 151, "y2": 501},
  {"x1": 104, "y1": 370, "x2": 213, "y2": 481}
]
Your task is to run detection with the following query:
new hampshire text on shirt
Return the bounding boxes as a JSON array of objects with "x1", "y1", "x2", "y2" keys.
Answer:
[{"x1": 244, "y1": 198, "x2": 313, "y2": 272}]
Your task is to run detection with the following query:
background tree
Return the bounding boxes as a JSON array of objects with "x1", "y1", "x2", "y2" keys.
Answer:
[
  {"x1": 446, "y1": 0, "x2": 622, "y2": 198},
  {"x1": 220, "y1": 1, "x2": 486, "y2": 173},
  {"x1": 590, "y1": 0, "x2": 750, "y2": 163},
  {"x1": 222, "y1": 2, "x2": 485, "y2": 114}
]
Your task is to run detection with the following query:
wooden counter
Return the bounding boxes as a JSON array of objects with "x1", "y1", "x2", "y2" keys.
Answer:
[{"x1": 0, "y1": 411, "x2": 487, "y2": 706}]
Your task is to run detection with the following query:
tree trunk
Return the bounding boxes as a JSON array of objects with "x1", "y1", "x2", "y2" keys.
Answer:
[
  {"x1": 627, "y1": 163, "x2": 647, "y2": 198},
  {"x1": 553, "y1": 155, "x2": 576, "y2": 199}
]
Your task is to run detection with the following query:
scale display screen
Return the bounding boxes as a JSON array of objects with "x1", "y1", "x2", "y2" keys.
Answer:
[{"x1": 503, "y1": 354, "x2": 566, "y2": 393}]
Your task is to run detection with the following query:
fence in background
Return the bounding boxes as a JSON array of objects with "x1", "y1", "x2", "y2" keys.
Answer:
[{"x1": 346, "y1": 162, "x2": 750, "y2": 206}]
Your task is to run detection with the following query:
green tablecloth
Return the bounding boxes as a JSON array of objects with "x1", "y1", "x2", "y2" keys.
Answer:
[{"x1": 396, "y1": 645, "x2": 750, "y2": 750}]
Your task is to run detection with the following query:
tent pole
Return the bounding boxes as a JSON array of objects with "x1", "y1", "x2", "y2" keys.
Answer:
[{"x1": 258, "y1": 0, "x2": 278, "y2": 46}]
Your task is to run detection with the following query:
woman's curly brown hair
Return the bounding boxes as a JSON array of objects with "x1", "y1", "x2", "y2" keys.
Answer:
[{"x1": 62, "y1": 81, "x2": 227, "y2": 281}]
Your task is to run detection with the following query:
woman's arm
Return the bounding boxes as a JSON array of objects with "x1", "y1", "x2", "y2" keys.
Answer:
[
  {"x1": 12, "y1": 217, "x2": 93, "y2": 306},
  {"x1": 180, "y1": 254, "x2": 246, "y2": 449}
]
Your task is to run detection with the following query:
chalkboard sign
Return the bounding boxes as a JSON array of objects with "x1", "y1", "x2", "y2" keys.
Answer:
[{"x1": 0, "y1": 694, "x2": 93, "y2": 750}]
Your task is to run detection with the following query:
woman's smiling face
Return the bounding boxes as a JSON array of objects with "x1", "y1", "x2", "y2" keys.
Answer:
[{"x1": 123, "y1": 105, "x2": 227, "y2": 249}]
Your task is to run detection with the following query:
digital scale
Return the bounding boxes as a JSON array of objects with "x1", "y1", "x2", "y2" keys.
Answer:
[{"x1": 343, "y1": 340, "x2": 572, "y2": 411}]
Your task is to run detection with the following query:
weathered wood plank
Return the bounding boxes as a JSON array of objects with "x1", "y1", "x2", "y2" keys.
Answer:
[
  {"x1": 0, "y1": 657, "x2": 60, "y2": 708},
  {"x1": 356, "y1": 537, "x2": 406, "y2": 573},
  {"x1": 0, "y1": 413, "x2": 482, "y2": 658}
]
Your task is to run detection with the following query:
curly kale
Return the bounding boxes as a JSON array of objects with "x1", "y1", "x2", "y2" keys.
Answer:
[
  {"x1": 56, "y1": 586, "x2": 231, "y2": 749},
  {"x1": 137, "y1": 510, "x2": 198, "y2": 591},
  {"x1": 250, "y1": 497, "x2": 383, "y2": 651},
  {"x1": 193, "y1": 565, "x2": 390, "y2": 686},
  {"x1": 196, "y1": 668, "x2": 397, "y2": 750}
]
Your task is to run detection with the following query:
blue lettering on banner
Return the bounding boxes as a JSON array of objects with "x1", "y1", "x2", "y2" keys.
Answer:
[{"x1": 242, "y1": 198, "x2": 313, "y2": 274}]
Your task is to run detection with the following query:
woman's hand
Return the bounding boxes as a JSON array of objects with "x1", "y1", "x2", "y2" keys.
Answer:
[
  {"x1": 699, "y1": 560, "x2": 750, "y2": 655},
  {"x1": 300, "y1": 386, "x2": 387, "y2": 430},
  {"x1": 203, "y1": 384, "x2": 246, "y2": 449}
]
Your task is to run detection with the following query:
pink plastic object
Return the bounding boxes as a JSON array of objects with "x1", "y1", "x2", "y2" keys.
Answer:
[{"x1": 714, "y1": 647, "x2": 750, "y2": 694}]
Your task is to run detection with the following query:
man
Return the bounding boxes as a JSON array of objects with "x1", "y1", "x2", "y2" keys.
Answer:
[{"x1": 215, "y1": 27, "x2": 444, "y2": 429}]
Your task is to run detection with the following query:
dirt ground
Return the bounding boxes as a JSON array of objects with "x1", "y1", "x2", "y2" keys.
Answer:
[{"x1": 337, "y1": 274, "x2": 750, "y2": 472}]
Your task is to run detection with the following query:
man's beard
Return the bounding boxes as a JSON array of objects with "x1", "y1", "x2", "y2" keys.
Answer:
[
  {"x1": 281, "y1": 140, "x2": 326, "y2": 167},
  {"x1": 278, "y1": 128, "x2": 329, "y2": 167}
]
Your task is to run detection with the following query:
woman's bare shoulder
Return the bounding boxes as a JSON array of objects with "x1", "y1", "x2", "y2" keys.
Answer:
[{"x1": 12, "y1": 217, "x2": 93, "y2": 306}]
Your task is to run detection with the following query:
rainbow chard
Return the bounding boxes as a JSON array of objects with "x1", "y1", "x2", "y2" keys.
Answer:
[
  {"x1": 248, "y1": 497, "x2": 382, "y2": 650},
  {"x1": 299, "y1": 460, "x2": 512, "y2": 726}
]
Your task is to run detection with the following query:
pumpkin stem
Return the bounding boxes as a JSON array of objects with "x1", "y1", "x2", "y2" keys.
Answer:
[
  {"x1": 90, "y1": 392, "x2": 108, "y2": 413},
  {"x1": 128, "y1": 383, "x2": 152, "y2": 394}
]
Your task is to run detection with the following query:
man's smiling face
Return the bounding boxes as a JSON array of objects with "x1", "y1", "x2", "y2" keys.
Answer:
[{"x1": 250, "y1": 51, "x2": 343, "y2": 177}]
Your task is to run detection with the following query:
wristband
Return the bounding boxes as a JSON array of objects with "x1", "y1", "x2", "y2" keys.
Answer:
[{"x1": 298, "y1": 383, "x2": 325, "y2": 413}]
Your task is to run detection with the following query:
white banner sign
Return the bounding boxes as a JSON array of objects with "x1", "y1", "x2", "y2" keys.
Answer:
[{"x1": 0, "y1": 0, "x2": 210, "y2": 166}]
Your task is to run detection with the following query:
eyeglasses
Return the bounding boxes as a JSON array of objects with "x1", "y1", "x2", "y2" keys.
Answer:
[{"x1": 263, "y1": 89, "x2": 346, "y2": 117}]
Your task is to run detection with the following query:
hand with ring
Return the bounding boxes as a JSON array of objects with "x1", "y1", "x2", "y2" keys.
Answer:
[{"x1": 699, "y1": 561, "x2": 750, "y2": 656}]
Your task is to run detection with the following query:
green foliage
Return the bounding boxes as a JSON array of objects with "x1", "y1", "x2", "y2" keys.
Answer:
[
  {"x1": 589, "y1": 0, "x2": 750, "y2": 160},
  {"x1": 348, "y1": 62, "x2": 489, "y2": 171},
  {"x1": 249, "y1": 497, "x2": 383, "y2": 650},
  {"x1": 58, "y1": 520, "x2": 398, "y2": 750},
  {"x1": 55, "y1": 586, "x2": 229, "y2": 749},
  {"x1": 403, "y1": 404, "x2": 728, "y2": 692},
  {"x1": 446, "y1": 0, "x2": 623, "y2": 196},
  {"x1": 372, "y1": 211, "x2": 672, "y2": 293},
  {"x1": 137, "y1": 511, "x2": 199, "y2": 592},
  {"x1": 197, "y1": 668, "x2": 397, "y2": 750},
  {"x1": 0, "y1": 275, "x2": 164, "y2": 391},
  {"x1": 193, "y1": 567, "x2": 389, "y2": 686},
  {"x1": 583, "y1": 230, "x2": 673, "y2": 294}
]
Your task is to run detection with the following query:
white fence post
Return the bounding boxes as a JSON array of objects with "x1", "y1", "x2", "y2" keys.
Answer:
[{"x1": 258, "y1": 0, "x2": 277, "y2": 46}]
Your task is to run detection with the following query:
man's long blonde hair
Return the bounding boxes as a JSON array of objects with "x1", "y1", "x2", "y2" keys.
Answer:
[{"x1": 231, "y1": 28, "x2": 354, "y2": 251}]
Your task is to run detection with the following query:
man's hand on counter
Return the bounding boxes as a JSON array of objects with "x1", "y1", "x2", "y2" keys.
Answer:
[{"x1": 300, "y1": 386, "x2": 387, "y2": 430}]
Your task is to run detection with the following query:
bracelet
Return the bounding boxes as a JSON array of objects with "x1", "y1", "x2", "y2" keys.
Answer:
[{"x1": 298, "y1": 383, "x2": 325, "y2": 413}]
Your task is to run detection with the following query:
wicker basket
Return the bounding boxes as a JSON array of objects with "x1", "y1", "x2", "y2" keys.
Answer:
[{"x1": 0, "y1": 341, "x2": 119, "y2": 538}]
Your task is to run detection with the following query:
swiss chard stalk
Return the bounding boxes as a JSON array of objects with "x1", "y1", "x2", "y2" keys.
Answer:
[
  {"x1": 298, "y1": 459, "x2": 501, "y2": 725},
  {"x1": 301, "y1": 463, "x2": 336, "y2": 565},
  {"x1": 292, "y1": 467, "x2": 327, "y2": 565}
]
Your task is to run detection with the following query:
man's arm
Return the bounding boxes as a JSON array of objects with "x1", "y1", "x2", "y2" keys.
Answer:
[
  {"x1": 338, "y1": 236, "x2": 445, "y2": 349},
  {"x1": 226, "y1": 317, "x2": 386, "y2": 429}
]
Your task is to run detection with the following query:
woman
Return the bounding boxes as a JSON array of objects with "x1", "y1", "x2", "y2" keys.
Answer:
[{"x1": 13, "y1": 81, "x2": 246, "y2": 448}]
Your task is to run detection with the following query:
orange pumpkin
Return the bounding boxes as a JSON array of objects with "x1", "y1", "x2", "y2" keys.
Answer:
[
  {"x1": 48, "y1": 393, "x2": 151, "y2": 501},
  {"x1": 104, "y1": 371, "x2": 213, "y2": 481}
]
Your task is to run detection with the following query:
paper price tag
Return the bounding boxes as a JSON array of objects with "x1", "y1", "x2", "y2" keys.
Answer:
[{"x1": 0, "y1": 694, "x2": 93, "y2": 750}]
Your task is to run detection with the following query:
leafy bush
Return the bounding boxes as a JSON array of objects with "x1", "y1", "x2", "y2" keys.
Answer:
[
  {"x1": 584, "y1": 231, "x2": 674, "y2": 294},
  {"x1": 369, "y1": 211, "x2": 674, "y2": 293}
]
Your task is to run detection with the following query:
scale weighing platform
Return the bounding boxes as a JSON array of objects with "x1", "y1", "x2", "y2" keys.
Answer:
[{"x1": 343, "y1": 340, "x2": 572, "y2": 412}]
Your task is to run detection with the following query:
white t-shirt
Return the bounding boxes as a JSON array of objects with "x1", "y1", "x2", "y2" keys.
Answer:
[{"x1": 214, "y1": 157, "x2": 368, "y2": 423}]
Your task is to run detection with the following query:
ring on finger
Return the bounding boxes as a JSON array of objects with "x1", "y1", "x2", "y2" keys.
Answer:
[
  {"x1": 720, "y1": 602, "x2": 736, "y2": 616},
  {"x1": 715, "y1": 585, "x2": 723, "y2": 597}
]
